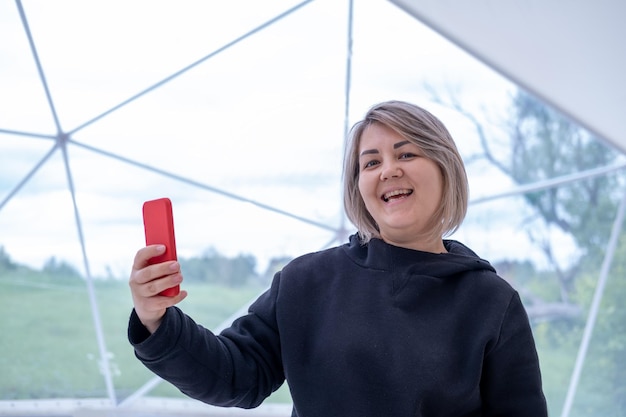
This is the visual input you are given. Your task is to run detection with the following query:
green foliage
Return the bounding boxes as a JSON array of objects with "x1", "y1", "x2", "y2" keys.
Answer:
[
  {"x1": 42, "y1": 256, "x2": 83, "y2": 281},
  {"x1": 494, "y1": 259, "x2": 558, "y2": 300},
  {"x1": 0, "y1": 245, "x2": 16, "y2": 272},
  {"x1": 570, "y1": 233, "x2": 626, "y2": 414},
  {"x1": 509, "y1": 254, "x2": 625, "y2": 416},
  {"x1": 508, "y1": 92, "x2": 622, "y2": 254},
  {"x1": 180, "y1": 248, "x2": 258, "y2": 287}
]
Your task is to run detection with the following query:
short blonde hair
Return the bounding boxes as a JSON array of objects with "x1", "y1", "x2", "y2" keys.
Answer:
[{"x1": 343, "y1": 100, "x2": 468, "y2": 243}]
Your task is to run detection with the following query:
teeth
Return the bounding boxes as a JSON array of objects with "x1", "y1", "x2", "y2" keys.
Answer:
[{"x1": 383, "y1": 189, "x2": 412, "y2": 201}]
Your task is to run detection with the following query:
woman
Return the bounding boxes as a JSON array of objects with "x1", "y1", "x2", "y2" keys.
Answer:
[{"x1": 128, "y1": 100, "x2": 548, "y2": 416}]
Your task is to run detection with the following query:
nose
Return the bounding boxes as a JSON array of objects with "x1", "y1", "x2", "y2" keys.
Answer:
[{"x1": 380, "y1": 161, "x2": 402, "y2": 181}]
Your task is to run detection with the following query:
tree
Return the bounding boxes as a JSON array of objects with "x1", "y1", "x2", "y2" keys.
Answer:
[
  {"x1": 0, "y1": 246, "x2": 16, "y2": 272},
  {"x1": 179, "y1": 248, "x2": 257, "y2": 287},
  {"x1": 429, "y1": 87, "x2": 623, "y2": 304},
  {"x1": 42, "y1": 256, "x2": 82, "y2": 280}
]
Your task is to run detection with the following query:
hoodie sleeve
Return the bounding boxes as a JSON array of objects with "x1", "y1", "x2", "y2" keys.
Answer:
[
  {"x1": 480, "y1": 292, "x2": 548, "y2": 416},
  {"x1": 128, "y1": 275, "x2": 285, "y2": 409}
]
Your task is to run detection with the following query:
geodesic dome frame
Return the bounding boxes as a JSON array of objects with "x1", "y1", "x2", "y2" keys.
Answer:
[{"x1": 1, "y1": 0, "x2": 625, "y2": 416}]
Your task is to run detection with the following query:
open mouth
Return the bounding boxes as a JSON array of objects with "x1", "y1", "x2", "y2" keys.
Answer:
[{"x1": 382, "y1": 189, "x2": 413, "y2": 202}]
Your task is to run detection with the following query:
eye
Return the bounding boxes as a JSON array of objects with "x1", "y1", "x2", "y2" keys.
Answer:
[
  {"x1": 362, "y1": 159, "x2": 380, "y2": 169},
  {"x1": 399, "y1": 152, "x2": 418, "y2": 160}
]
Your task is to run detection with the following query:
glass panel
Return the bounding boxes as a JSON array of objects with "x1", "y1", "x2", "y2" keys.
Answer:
[{"x1": 1, "y1": 0, "x2": 623, "y2": 415}]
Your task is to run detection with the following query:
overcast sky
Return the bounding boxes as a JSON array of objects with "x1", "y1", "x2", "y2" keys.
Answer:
[{"x1": 0, "y1": 0, "x2": 576, "y2": 278}]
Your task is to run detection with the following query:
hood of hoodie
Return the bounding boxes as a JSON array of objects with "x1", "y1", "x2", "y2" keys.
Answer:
[
  {"x1": 341, "y1": 235, "x2": 501, "y2": 312},
  {"x1": 343, "y1": 234, "x2": 496, "y2": 279}
]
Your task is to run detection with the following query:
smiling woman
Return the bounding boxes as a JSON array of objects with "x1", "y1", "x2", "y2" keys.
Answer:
[
  {"x1": 344, "y1": 100, "x2": 467, "y2": 252},
  {"x1": 127, "y1": 100, "x2": 548, "y2": 417}
]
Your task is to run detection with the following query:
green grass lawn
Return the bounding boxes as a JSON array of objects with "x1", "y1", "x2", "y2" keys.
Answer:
[{"x1": 0, "y1": 271, "x2": 291, "y2": 403}]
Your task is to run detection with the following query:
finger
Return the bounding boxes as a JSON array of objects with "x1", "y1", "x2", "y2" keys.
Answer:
[
  {"x1": 141, "y1": 271, "x2": 183, "y2": 297},
  {"x1": 131, "y1": 259, "x2": 180, "y2": 287},
  {"x1": 132, "y1": 245, "x2": 166, "y2": 270}
]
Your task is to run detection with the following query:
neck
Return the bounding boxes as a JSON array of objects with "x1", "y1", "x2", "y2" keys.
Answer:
[{"x1": 379, "y1": 233, "x2": 447, "y2": 254}]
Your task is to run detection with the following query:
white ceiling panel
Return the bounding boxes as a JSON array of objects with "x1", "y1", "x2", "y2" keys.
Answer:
[{"x1": 389, "y1": 0, "x2": 626, "y2": 153}]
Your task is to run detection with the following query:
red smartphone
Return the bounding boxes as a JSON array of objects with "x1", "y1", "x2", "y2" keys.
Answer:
[{"x1": 142, "y1": 197, "x2": 180, "y2": 297}]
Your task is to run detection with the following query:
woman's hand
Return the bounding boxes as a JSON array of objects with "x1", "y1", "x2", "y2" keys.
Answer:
[{"x1": 129, "y1": 244, "x2": 188, "y2": 334}]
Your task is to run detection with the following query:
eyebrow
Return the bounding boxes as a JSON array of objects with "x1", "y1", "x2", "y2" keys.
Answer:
[
  {"x1": 394, "y1": 140, "x2": 411, "y2": 149},
  {"x1": 359, "y1": 140, "x2": 411, "y2": 157}
]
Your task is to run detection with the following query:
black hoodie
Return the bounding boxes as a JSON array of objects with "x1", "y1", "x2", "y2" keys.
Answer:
[{"x1": 129, "y1": 235, "x2": 547, "y2": 416}]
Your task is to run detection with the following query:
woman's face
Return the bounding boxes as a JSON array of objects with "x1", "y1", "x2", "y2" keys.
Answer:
[{"x1": 357, "y1": 123, "x2": 445, "y2": 252}]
